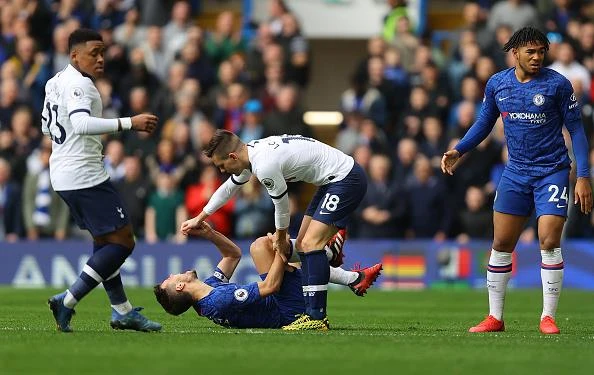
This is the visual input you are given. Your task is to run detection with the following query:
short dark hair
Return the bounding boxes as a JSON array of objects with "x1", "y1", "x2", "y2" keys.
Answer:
[
  {"x1": 502, "y1": 26, "x2": 549, "y2": 52},
  {"x1": 203, "y1": 129, "x2": 242, "y2": 158},
  {"x1": 68, "y1": 28, "x2": 103, "y2": 53},
  {"x1": 153, "y1": 284, "x2": 194, "y2": 316}
]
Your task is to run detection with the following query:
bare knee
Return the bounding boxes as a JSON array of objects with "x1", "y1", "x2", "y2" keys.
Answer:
[
  {"x1": 539, "y1": 236, "x2": 560, "y2": 250},
  {"x1": 250, "y1": 236, "x2": 272, "y2": 257},
  {"x1": 491, "y1": 238, "x2": 515, "y2": 253},
  {"x1": 300, "y1": 236, "x2": 326, "y2": 252},
  {"x1": 96, "y1": 225, "x2": 135, "y2": 250}
]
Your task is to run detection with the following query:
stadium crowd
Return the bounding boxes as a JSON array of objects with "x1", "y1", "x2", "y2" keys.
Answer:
[{"x1": 1, "y1": 0, "x2": 594, "y2": 243}]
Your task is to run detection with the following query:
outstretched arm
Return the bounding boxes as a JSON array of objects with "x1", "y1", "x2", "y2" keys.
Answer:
[
  {"x1": 187, "y1": 222, "x2": 242, "y2": 280},
  {"x1": 181, "y1": 170, "x2": 251, "y2": 235}
]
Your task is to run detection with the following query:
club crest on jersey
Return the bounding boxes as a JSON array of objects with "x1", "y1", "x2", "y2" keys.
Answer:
[
  {"x1": 533, "y1": 94, "x2": 545, "y2": 106},
  {"x1": 71, "y1": 87, "x2": 84, "y2": 99},
  {"x1": 234, "y1": 288, "x2": 249, "y2": 302},
  {"x1": 262, "y1": 178, "x2": 275, "y2": 189}
]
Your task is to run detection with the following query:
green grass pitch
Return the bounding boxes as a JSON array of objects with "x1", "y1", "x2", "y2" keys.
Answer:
[{"x1": 0, "y1": 287, "x2": 593, "y2": 375}]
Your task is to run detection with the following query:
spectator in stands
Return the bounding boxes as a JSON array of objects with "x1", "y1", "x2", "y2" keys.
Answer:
[
  {"x1": 548, "y1": 42, "x2": 591, "y2": 97},
  {"x1": 575, "y1": 22, "x2": 594, "y2": 74},
  {"x1": 454, "y1": 2, "x2": 492, "y2": 52},
  {"x1": 405, "y1": 155, "x2": 450, "y2": 240},
  {"x1": 245, "y1": 22, "x2": 275, "y2": 90},
  {"x1": 50, "y1": 24, "x2": 69, "y2": 74},
  {"x1": 0, "y1": 157, "x2": 21, "y2": 242},
  {"x1": 353, "y1": 144, "x2": 372, "y2": 171},
  {"x1": 205, "y1": 11, "x2": 246, "y2": 68},
  {"x1": 95, "y1": 77, "x2": 121, "y2": 119},
  {"x1": 391, "y1": 16, "x2": 419, "y2": 73},
  {"x1": 151, "y1": 61, "x2": 188, "y2": 122},
  {"x1": 139, "y1": 26, "x2": 171, "y2": 82},
  {"x1": 268, "y1": 0, "x2": 290, "y2": 36},
  {"x1": 393, "y1": 137, "x2": 418, "y2": 186},
  {"x1": 382, "y1": 0, "x2": 409, "y2": 43},
  {"x1": 114, "y1": 155, "x2": 151, "y2": 239},
  {"x1": 543, "y1": 0, "x2": 580, "y2": 36},
  {"x1": 419, "y1": 116, "x2": 447, "y2": 169},
  {"x1": 9, "y1": 36, "x2": 50, "y2": 111},
  {"x1": 234, "y1": 176, "x2": 274, "y2": 238},
  {"x1": 145, "y1": 172, "x2": 186, "y2": 244},
  {"x1": 341, "y1": 74, "x2": 387, "y2": 130},
  {"x1": 456, "y1": 186, "x2": 493, "y2": 243},
  {"x1": 263, "y1": 84, "x2": 312, "y2": 137},
  {"x1": 179, "y1": 38, "x2": 216, "y2": 94},
  {"x1": 356, "y1": 154, "x2": 406, "y2": 238},
  {"x1": 367, "y1": 56, "x2": 401, "y2": 132},
  {"x1": 163, "y1": 0, "x2": 193, "y2": 58},
  {"x1": 104, "y1": 139, "x2": 126, "y2": 182},
  {"x1": 213, "y1": 82, "x2": 247, "y2": 133},
  {"x1": 113, "y1": 6, "x2": 146, "y2": 50},
  {"x1": 277, "y1": 12, "x2": 309, "y2": 87},
  {"x1": 10, "y1": 106, "x2": 38, "y2": 184},
  {"x1": 239, "y1": 99, "x2": 265, "y2": 143},
  {"x1": 488, "y1": 0, "x2": 539, "y2": 33},
  {"x1": 0, "y1": 78, "x2": 23, "y2": 130},
  {"x1": 185, "y1": 165, "x2": 234, "y2": 237},
  {"x1": 354, "y1": 36, "x2": 386, "y2": 84},
  {"x1": 22, "y1": 140, "x2": 68, "y2": 241},
  {"x1": 398, "y1": 85, "x2": 436, "y2": 141}
]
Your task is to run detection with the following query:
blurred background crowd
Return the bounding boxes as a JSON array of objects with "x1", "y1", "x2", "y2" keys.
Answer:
[{"x1": 1, "y1": 0, "x2": 594, "y2": 244}]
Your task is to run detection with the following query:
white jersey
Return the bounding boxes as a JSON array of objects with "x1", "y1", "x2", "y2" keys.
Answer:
[
  {"x1": 204, "y1": 135, "x2": 354, "y2": 229},
  {"x1": 42, "y1": 64, "x2": 108, "y2": 190}
]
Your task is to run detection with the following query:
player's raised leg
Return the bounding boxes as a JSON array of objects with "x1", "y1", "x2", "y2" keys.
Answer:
[
  {"x1": 537, "y1": 215, "x2": 565, "y2": 334},
  {"x1": 469, "y1": 212, "x2": 527, "y2": 333}
]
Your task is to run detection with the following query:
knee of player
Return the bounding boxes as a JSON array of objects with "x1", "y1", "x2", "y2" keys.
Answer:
[
  {"x1": 250, "y1": 236, "x2": 271, "y2": 257},
  {"x1": 491, "y1": 239, "x2": 515, "y2": 252},
  {"x1": 299, "y1": 237, "x2": 326, "y2": 252},
  {"x1": 539, "y1": 238, "x2": 560, "y2": 250}
]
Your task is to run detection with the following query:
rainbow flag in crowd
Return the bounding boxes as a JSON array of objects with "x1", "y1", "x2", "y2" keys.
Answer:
[{"x1": 381, "y1": 253, "x2": 426, "y2": 289}]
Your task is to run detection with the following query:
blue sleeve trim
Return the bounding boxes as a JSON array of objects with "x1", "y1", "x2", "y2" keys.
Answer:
[{"x1": 68, "y1": 108, "x2": 91, "y2": 117}]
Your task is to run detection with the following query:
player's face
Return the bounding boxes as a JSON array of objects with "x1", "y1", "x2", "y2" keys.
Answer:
[
  {"x1": 212, "y1": 153, "x2": 243, "y2": 175},
  {"x1": 514, "y1": 42, "x2": 546, "y2": 76},
  {"x1": 72, "y1": 41, "x2": 106, "y2": 79},
  {"x1": 160, "y1": 270, "x2": 198, "y2": 289}
]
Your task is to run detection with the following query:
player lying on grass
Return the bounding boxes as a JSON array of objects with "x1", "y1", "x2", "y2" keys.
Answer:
[{"x1": 154, "y1": 222, "x2": 382, "y2": 329}]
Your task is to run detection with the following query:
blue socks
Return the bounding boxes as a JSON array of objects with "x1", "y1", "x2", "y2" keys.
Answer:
[
  {"x1": 301, "y1": 250, "x2": 329, "y2": 320},
  {"x1": 67, "y1": 243, "x2": 130, "y2": 305}
]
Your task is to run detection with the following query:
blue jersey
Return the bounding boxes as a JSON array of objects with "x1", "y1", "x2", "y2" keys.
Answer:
[
  {"x1": 456, "y1": 68, "x2": 589, "y2": 178},
  {"x1": 193, "y1": 269, "x2": 281, "y2": 328}
]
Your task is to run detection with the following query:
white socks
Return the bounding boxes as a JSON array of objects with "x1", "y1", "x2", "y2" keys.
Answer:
[
  {"x1": 540, "y1": 248, "x2": 563, "y2": 320},
  {"x1": 63, "y1": 290, "x2": 78, "y2": 309},
  {"x1": 329, "y1": 267, "x2": 359, "y2": 286},
  {"x1": 112, "y1": 301, "x2": 133, "y2": 315},
  {"x1": 486, "y1": 249, "x2": 513, "y2": 321}
]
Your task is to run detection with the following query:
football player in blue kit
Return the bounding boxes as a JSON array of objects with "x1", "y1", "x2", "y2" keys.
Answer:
[
  {"x1": 442, "y1": 27, "x2": 592, "y2": 334},
  {"x1": 154, "y1": 222, "x2": 382, "y2": 329},
  {"x1": 180, "y1": 130, "x2": 367, "y2": 330}
]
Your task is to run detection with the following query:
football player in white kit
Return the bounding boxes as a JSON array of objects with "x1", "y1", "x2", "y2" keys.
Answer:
[
  {"x1": 181, "y1": 130, "x2": 368, "y2": 330},
  {"x1": 46, "y1": 29, "x2": 161, "y2": 333}
]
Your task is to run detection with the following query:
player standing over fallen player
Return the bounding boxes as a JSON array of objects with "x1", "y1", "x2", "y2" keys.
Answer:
[
  {"x1": 442, "y1": 27, "x2": 592, "y2": 334},
  {"x1": 46, "y1": 29, "x2": 161, "y2": 332},
  {"x1": 181, "y1": 130, "x2": 367, "y2": 330}
]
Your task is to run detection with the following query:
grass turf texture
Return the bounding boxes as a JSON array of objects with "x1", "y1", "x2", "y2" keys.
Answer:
[{"x1": 0, "y1": 288, "x2": 593, "y2": 375}]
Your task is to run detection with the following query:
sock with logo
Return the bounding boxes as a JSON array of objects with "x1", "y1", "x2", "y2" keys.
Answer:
[
  {"x1": 303, "y1": 250, "x2": 329, "y2": 320},
  {"x1": 487, "y1": 249, "x2": 513, "y2": 321},
  {"x1": 541, "y1": 248, "x2": 563, "y2": 320}
]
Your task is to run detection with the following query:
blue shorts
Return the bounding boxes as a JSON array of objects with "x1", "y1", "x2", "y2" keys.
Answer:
[
  {"x1": 494, "y1": 168, "x2": 570, "y2": 218},
  {"x1": 305, "y1": 162, "x2": 367, "y2": 228},
  {"x1": 57, "y1": 178, "x2": 130, "y2": 237},
  {"x1": 260, "y1": 268, "x2": 305, "y2": 327}
]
